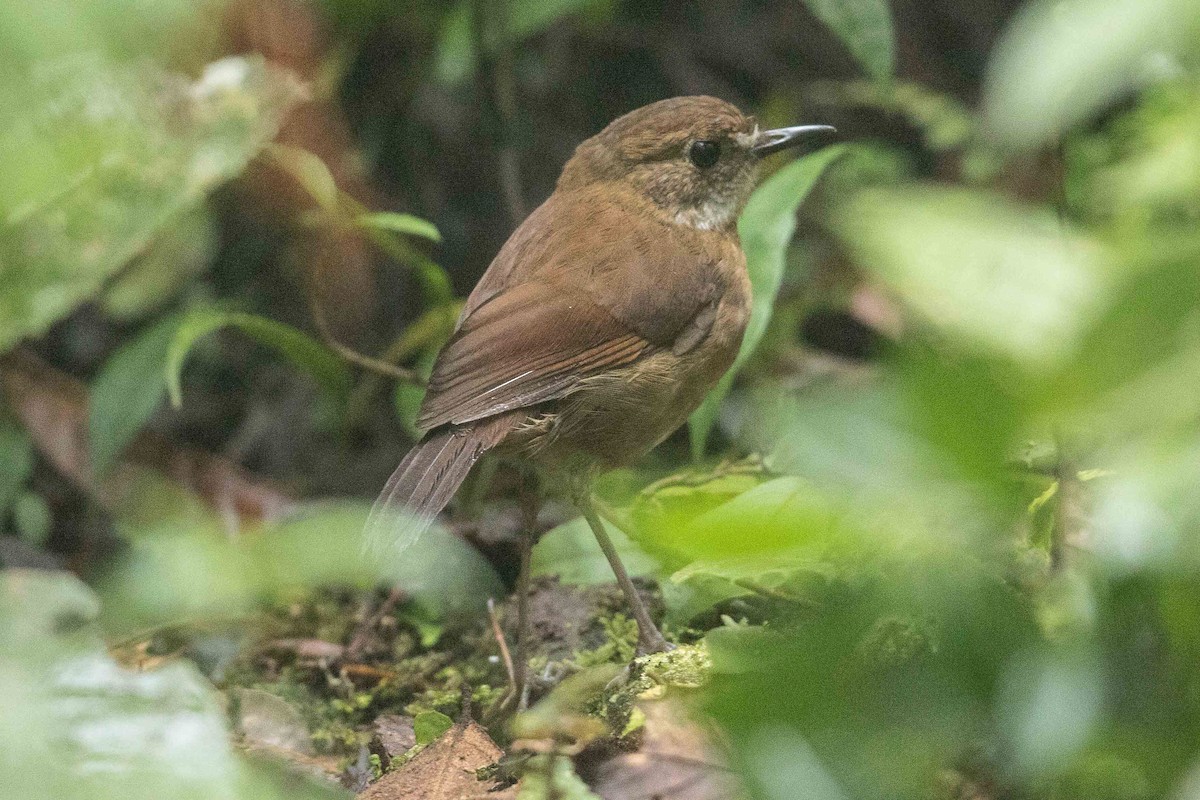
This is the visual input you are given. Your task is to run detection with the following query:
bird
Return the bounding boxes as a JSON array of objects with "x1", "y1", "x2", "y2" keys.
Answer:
[{"x1": 366, "y1": 96, "x2": 833, "y2": 658}]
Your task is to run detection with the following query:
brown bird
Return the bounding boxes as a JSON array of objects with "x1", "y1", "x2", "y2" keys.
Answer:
[{"x1": 367, "y1": 96, "x2": 832, "y2": 657}]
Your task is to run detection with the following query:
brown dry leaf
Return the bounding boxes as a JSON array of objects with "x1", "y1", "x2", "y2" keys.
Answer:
[
  {"x1": 0, "y1": 349, "x2": 293, "y2": 528},
  {"x1": 266, "y1": 638, "x2": 347, "y2": 661},
  {"x1": 360, "y1": 720, "x2": 515, "y2": 800},
  {"x1": 589, "y1": 701, "x2": 742, "y2": 800}
]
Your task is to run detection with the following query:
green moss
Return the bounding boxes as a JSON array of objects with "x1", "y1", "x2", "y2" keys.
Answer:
[
  {"x1": 636, "y1": 643, "x2": 712, "y2": 690},
  {"x1": 573, "y1": 613, "x2": 638, "y2": 667},
  {"x1": 590, "y1": 643, "x2": 714, "y2": 737}
]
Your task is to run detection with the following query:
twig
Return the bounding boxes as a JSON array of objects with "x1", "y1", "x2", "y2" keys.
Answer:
[
  {"x1": 342, "y1": 302, "x2": 460, "y2": 431},
  {"x1": 487, "y1": 597, "x2": 517, "y2": 690},
  {"x1": 474, "y1": 0, "x2": 527, "y2": 226},
  {"x1": 307, "y1": 287, "x2": 421, "y2": 382},
  {"x1": 344, "y1": 585, "x2": 408, "y2": 661}
]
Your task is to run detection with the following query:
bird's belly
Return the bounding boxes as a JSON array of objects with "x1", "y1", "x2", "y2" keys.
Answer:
[{"x1": 512, "y1": 301, "x2": 747, "y2": 469}]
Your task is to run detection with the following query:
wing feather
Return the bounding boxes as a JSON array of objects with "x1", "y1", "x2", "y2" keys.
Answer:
[{"x1": 416, "y1": 281, "x2": 655, "y2": 431}]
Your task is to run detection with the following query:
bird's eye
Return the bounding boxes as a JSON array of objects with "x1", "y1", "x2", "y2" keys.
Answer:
[{"x1": 688, "y1": 140, "x2": 721, "y2": 169}]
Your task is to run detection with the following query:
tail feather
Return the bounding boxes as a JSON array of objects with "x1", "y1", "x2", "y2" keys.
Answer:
[{"x1": 364, "y1": 412, "x2": 519, "y2": 559}]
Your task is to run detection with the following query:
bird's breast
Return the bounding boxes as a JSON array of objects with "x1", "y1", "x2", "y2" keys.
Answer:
[{"x1": 510, "y1": 256, "x2": 751, "y2": 469}]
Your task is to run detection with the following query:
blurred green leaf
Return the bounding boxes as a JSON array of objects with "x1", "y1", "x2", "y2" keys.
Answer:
[
  {"x1": 270, "y1": 144, "x2": 340, "y2": 213},
  {"x1": 689, "y1": 144, "x2": 846, "y2": 457},
  {"x1": 0, "y1": 569, "x2": 348, "y2": 800},
  {"x1": 706, "y1": 555, "x2": 1043, "y2": 800},
  {"x1": 666, "y1": 556, "x2": 836, "y2": 626},
  {"x1": 0, "y1": 56, "x2": 300, "y2": 353},
  {"x1": 802, "y1": 0, "x2": 896, "y2": 85},
  {"x1": 165, "y1": 309, "x2": 353, "y2": 409},
  {"x1": 896, "y1": 346, "x2": 1025, "y2": 497},
  {"x1": 983, "y1": 0, "x2": 1200, "y2": 148},
  {"x1": 357, "y1": 212, "x2": 442, "y2": 243},
  {"x1": 531, "y1": 516, "x2": 659, "y2": 585},
  {"x1": 101, "y1": 208, "x2": 217, "y2": 320},
  {"x1": 413, "y1": 710, "x2": 454, "y2": 745},
  {"x1": 13, "y1": 491, "x2": 51, "y2": 546},
  {"x1": 832, "y1": 186, "x2": 1114, "y2": 367},
  {"x1": 633, "y1": 477, "x2": 840, "y2": 570},
  {"x1": 393, "y1": 380, "x2": 427, "y2": 439},
  {"x1": 737, "y1": 382, "x2": 985, "y2": 534},
  {"x1": 998, "y1": 646, "x2": 1103, "y2": 779},
  {"x1": 102, "y1": 502, "x2": 503, "y2": 631},
  {"x1": 0, "y1": 415, "x2": 33, "y2": 514},
  {"x1": 629, "y1": 469, "x2": 767, "y2": 568},
  {"x1": 89, "y1": 313, "x2": 180, "y2": 476},
  {"x1": 1053, "y1": 241, "x2": 1200, "y2": 422},
  {"x1": 433, "y1": 0, "x2": 611, "y2": 85}
]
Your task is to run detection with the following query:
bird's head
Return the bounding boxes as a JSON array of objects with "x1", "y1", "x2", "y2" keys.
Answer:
[{"x1": 558, "y1": 96, "x2": 833, "y2": 232}]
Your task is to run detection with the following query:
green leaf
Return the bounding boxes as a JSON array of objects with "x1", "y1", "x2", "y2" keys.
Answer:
[
  {"x1": 12, "y1": 491, "x2": 51, "y2": 546},
  {"x1": 982, "y1": 0, "x2": 1200, "y2": 148},
  {"x1": 269, "y1": 144, "x2": 340, "y2": 212},
  {"x1": 413, "y1": 710, "x2": 454, "y2": 746},
  {"x1": 0, "y1": 570, "x2": 349, "y2": 800},
  {"x1": 831, "y1": 186, "x2": 1115, "y2": 367},
  {"x1": 165, "y1": 309, "x2": 353, "y2": 409},
  {"x1": 661, "y1": 477, "x2": 839, "y2": 562},
  {"x1": 0, "y1": 56, "x2": 301, "y2": 353},
  {"x1": 433, "y1": 0, "x2": 611, "y2": 85},
  {"x1": 689, "y1": 144, "x2": 847, "y2": 458},
  {"x1": 665, "y1": 556, "x2": 837, "y2": 626},
  {"x1": 89, "y1": 313, "x2": 180, "y2": 476},
  {"x1": 102, "y1": 502, "x2": 503, "y2": 631},
  {"x1": 629, "y1": 469, "x2": 769, "y2": 569},
  {"x1": 393, "y1": 381, "x2": 427, "y2": 439},
  {"x1": 0, "y1": 416, "x2": 33, "y2": 514},
  {"x1": 357, "y1": 212, "x2": 442, "y2": 243},
  {"x1": 101, "y1": 208, "x2": 217, "y2": 320},
  {"x1": 531, "y1": 516, "x2": 659, "y2": 585},
  {"x1": 802, "y1": 0, "x2": 896, "y2": 84}
]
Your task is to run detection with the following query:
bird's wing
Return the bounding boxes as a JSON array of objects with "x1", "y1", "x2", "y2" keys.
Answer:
[
  {"x1": 416, "y1": 193, "x2": 731, "y2": 433},
  {"x1": 416, "y1": 279, "x2": 660, "y2": 431}
]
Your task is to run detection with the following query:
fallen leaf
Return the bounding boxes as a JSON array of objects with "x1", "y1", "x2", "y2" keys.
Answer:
[
  {"x1": 360, "y1": 720, "x2": 515, "y2": 800},
  {"x1": 587, "y1": 701, "x2": 741, "y2": 800},
  {"x1": 0, "y1": 349, "x2": 294, "y2": 529},
  {"x1": 266, "y1": 638, "x2": 347, "y2": 661}
]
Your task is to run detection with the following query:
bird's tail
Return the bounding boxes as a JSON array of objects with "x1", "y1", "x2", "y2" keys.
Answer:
[{"x1": 363, "y1": 412, "x2": 520, "y2": 559}]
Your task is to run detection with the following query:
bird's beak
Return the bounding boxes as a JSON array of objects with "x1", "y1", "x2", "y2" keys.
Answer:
[{"x1": 752, "y1": 124, "x2": 837, "y2": 158}]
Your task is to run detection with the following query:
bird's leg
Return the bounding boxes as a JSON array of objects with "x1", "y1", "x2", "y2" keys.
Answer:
[
  {"x1": 510, "y1": 528, "x2": 533, "y2": 710},
  {"x1": 510, "y1": 475, "x2": 542, "y2": 711},
  {"x1": 576, "y1": 491, "x2": 670, "y2": 655}
]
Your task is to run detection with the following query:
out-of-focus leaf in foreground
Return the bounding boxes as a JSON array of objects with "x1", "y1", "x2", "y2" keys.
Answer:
[
  {"x1": 690, "y1": 144, "x2": 846, "y2": 457},
  {"x1": 0, "y1": 55, "x2": 301, "y2": 353},
  {"x1": 0, "y1": 569, "x2": 348, "y2": 800},
  {"x1": 166, "y1": 309, "x2": 353, "y2": 409},
  {"x1": 832, "y1": 187, "x2": 1114, "y2": 368},
  {"x1": 983, "y1": 0, "x2": 1200, "y2": 148},
  {"x1": 102, "y1": 502, "x2": 503, "y2": 632},
  {"x1": 801, "y1": 0, "x2": 895, "y2": 85},
  {"x1": 705, "y1": 556, "x2": 1046, "y2": 800},
  {"x1": 433, "y1": 0, "x2": 612, "y2": 85}
]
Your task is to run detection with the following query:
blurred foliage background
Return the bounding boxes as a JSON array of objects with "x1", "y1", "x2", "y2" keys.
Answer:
[{"x1": 3, "y1": 0, "x2": 1200, "y2": 798}]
